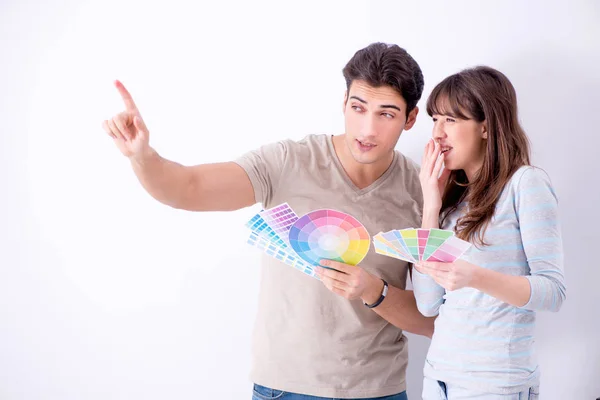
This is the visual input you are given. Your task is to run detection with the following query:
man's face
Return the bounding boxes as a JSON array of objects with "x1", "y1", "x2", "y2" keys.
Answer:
[{"x1": 343, "y1": 80, "x2": 418, "y2": 165}]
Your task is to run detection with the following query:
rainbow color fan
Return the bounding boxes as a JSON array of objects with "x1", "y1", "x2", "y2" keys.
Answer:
[{"x1": 373, "y1": 228, "x2": 471, "y2": 263}]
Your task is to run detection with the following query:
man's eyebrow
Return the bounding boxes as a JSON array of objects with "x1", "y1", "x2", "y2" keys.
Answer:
[
  {"x1": 349, "y1": 95, "x2": 366, "y2": 104},
  {"x1": 381, "y1": 104, "x2": 402, "y2": 112},
  {"x1": 349, "y1": 96, "x2": 402, "y2": 112}
]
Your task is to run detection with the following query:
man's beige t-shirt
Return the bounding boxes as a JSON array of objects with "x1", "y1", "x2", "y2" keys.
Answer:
[{"x1": 235, "y1": 134, "x2": 423, "y2": 398}]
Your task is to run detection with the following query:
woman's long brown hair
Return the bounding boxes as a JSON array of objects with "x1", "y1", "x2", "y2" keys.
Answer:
[{"x1": 426, "y1": 66, "x2": 531, "y2": 246}]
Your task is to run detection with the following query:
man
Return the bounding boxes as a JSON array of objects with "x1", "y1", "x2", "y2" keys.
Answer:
[{"x1": 102, "y1": 42, "x2": 435, "y2": 400}]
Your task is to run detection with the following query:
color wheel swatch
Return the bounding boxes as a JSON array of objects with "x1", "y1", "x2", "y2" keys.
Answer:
[
  {"x1": 289, "y1": 209, "x2": 370, "y2": 267},
  {"x1": 374, "y1": 228, "x2": 471, "y2": 264},
  {"x1": 245, "y1": 204, "x2": 370, "y2": 279}
]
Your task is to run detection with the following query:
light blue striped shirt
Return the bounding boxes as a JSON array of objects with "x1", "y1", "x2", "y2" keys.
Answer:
[{"x1": 412, "y1": 166, "x2": 566, "y2": 394}]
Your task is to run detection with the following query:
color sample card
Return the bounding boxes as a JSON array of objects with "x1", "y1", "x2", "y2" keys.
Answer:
[
  {"x1": 245, "y1": 213, "x2": 287, "y2": 248},
  {"x1": 373, "y1": 233, "x2": 413, "y2": 263},
  {"x1": 373, "y1": 228, "x2": 470, "y2": 263},
  {"x1": 417, "y1": 229, "x2": 430, "y2": 261},
  {"x1": 427, "y1": 235, "x2": 472, "y2": 262},
  {"x1": 398, "y1": 229, "x2": 420, "y2": 261},
  {"x1": 247, "y1": 231, "x2": 318, "y2": 278},
  {"x1": 245, "y1": 204, "x2": 370, "y2": 279},
  {"x1": 423, "y1": 229, "x2": 455, "y2": 261},
  {"x1": 289, "y1": 209, "x2": 370, "y2": 267},
  {"x1": 382, "y1": 230, "x2": 413, "y2": 260},
  {"x1": 259, "y1": 203, "x2": 299, "y2": 245}
]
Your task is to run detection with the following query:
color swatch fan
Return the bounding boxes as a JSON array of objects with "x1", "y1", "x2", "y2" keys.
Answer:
[
  {"x1": 245, "y1": 203, "x2": 318, "y2": 278},
  {"x1": 373, "y1": 228, "x2": 471, "y2": 263},
  {"x1": 289, "y1": 209, "x2": 370, "y2": 267},
  {"x1": 244, "y1": 204, "x2": 370, "y2": 279}
]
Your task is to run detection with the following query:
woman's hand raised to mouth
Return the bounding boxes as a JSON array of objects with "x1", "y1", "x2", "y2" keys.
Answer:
[{"x1": 419, "y1": 139, "x2": 451, "y2": 214}]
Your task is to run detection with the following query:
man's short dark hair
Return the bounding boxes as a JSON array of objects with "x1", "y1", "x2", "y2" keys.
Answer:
[{"x1": 343, "y1": 42, "x2": 424, "y2": 116}]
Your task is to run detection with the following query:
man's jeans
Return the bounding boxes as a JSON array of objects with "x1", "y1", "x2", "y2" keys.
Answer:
[{"x1": 252, "y1": 383, "x2": 408, "y2": 400}]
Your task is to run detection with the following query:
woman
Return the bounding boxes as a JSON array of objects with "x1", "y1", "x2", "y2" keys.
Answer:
[{"x1": 413, "y1": 66, "x2": 566, "y2": 399}]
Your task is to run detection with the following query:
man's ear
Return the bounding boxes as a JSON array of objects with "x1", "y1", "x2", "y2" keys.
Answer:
[
  {"x1": 404, "y1": 106, "x2": 419, "y2": 130},
  {"x1": 342, "y1": 90, "x2": 348, "y2": 114}
]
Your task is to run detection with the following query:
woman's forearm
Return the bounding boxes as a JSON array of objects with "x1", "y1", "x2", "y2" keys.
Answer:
[{"x1": 471, "y1": 267, "x2": 531, "y2": 307}]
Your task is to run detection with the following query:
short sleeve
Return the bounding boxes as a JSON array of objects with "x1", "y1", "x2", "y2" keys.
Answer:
[{"x1": 234, "y1": 141, "x2": 289, "y2": 207}]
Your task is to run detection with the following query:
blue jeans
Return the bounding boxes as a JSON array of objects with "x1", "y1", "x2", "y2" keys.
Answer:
[
  {"x1": 422, "y1": 377, "x2": 540, "y2": 399},
  {"x1": 252, "y1": 384, "x2": 408, "y2": 400}
]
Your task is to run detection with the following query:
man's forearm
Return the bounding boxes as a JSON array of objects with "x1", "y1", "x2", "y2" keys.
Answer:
[
  {"x1": 368, "y1": 285, "x2": 435, "y2": 338},
  {"x1": 129, "y1": 147, "x2": 192, "y2": 209}
]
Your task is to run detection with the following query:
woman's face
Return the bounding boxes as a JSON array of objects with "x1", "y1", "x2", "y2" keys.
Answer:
[{"x1": 431, "y1": 112, "x2": 487, "y2": 181}]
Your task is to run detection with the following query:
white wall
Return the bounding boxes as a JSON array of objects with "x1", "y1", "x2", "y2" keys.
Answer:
[{"x1": 1, "y1": 0, "x2": 598, "y2": 398}]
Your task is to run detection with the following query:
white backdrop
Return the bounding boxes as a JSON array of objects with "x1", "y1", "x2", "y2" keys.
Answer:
[{"x1": 1, "y1": 0, "x2": 599, "y2": 398}]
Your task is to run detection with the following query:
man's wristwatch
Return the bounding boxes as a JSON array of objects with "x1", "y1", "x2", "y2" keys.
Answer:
[{"x1": 363, "y1": 279, "x2": 388, "y2": 309}]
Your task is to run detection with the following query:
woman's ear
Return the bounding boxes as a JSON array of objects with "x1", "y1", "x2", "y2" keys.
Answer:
[{"x1": 482, "y1": 120, "x2": 488, "y2": 139}]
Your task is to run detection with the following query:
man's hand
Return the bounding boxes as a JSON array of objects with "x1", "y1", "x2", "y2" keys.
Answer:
[
  {"x1": 318, "y1": 260, "x2": 436, "y2": 337},
  {"x1": 102, "y1": 80, "x2": 151, "y2": 160},
  {"x1": 316, "y1": 260, "x2": 384, "y2": 303}
]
